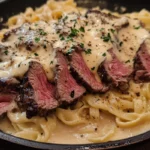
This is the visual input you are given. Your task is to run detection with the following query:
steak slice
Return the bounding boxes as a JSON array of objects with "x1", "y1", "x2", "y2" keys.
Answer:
[
  {"x1": 134, "y1": 42, "x2": 150, "y2": 82},
  {"x1": 18, "y1": 61, "x2": 58, "y2": 118},
  {"x1": 56, "y1": 51, "x2": 86, "y2": 103},
  {"x1": 98, "y1": 48, "x2": 132, "y2": 91},
  {"x1": 0, "y1": 93, "x2": 16, "y2": 115},
  {"x1": 69, "y1": 50, "x2": 108, "y2": 92}
]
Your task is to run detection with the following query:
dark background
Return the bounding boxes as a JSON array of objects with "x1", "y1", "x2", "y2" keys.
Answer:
[{"x1": 0, "y1": 0, "x2": 150, "y2": 149}]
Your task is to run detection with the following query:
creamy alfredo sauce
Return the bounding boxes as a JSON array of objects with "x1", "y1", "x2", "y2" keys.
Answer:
[
  {"x1": 0, "y1": 12, "x2": 149, "y2": 80},
  {"x1": 0, "y1": 12, "x2": 150, "y2": 144}
]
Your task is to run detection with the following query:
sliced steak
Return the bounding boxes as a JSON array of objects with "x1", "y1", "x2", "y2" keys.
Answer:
[
  {"x1": 17, "y1": 61, "x2": 58, "y2": 118},
  {"x1": 0, "y1": 93, "x2": 16, "y2": 115},
  {"x1": 56, "y1": 51, "x2": 86, "y2": 103},
  {"x1": 98, "y1": 48, "x2": 132, "y2": 91},
  {"x1": 134, "y1": 42, "x2": 150, "y2": 82},
  {"x1": 69, "y1": 50, "x2": 108, "y2": 92}
]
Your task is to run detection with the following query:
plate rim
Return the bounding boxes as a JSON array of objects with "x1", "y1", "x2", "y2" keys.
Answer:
[{"x1": 0, "y1": 129, "x2": 150, "y2": 150}]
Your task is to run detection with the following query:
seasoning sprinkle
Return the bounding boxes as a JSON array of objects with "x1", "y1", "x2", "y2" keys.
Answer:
[
  {"x1": 79, "y1": 27, "x2": 85, "y2": 32},
  {"x1": 119, "y1": 41, "x2": 123, "y2": 46},
  {"x1": 91, "y1": 67, "x2": 95, "y2": 70},
  {"x1": 34, "y1": 53, "x2": 38, "y2": 56},
  {"x1": 125, "y1": 60, "x2": 130, "y2": 63},
  {"x1": 70, "y1": 90, "x2": 75, "y2": 98}
]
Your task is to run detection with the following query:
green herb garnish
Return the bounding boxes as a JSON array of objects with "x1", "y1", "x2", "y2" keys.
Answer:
[
  {"x1": 85, "y1": 49, "x2": 91, "y2": 54},
  {"x1": 69, "y1": 28, "x2": 79, "y2": 37},
  {"x1": 125, "y1": 60, "x2": 130, "y2": 63},
  {"x1": 39, "y1": 29, "x2": 47, "y2": 36},
  {"x1": 66, "y1": 47, "x2": 74, "y2": 55},
  {"x1": 100, "y1": 28, "x2": 104, "y2": 31},
  {"x1": 79, "y1": 27, "x2": 85, "y2": 32},
  {"x1": 119, "y1": 41, "x2": 123, "y2": 46},
  {"x1": 91, "y1": 67, "x2": 95, "y2": 70},
  {"x1": 35, "y1": 37, "x2": 40, "y2": 43},
  {"x1": 34, "y1": 53, "x2": 38, "y2": 56},
  {"x1": 59, "y1": 34, "x2": 65, "y2": 41},
  {"x1": 18, "y1": 36, "x2": 23, "y2": 41},
  {"x1": 133, "y1": 25, "x2": 141, "y2": 30},
  {"x1": 102, "y1": 53, "x2": 106, "y2": 56},
  {"x1": 4, "y1": 50, "x2": 8, "y2": 55},
  {"x1": 80, "y1": 43, "x2": 84, "y2": 48},
  {"x1": 63, "y1": 16, "x2": 68, "y2": 22},
  {"x1": 101, "y1": 33, "x2": 111, "y2": 42},
  {"x1": 110, "y1": 28, "x2": 115, "y2": 33}
]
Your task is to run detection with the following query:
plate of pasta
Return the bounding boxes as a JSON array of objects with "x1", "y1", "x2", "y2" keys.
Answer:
[{"x1": 0, "y1": 0, "x2": 150, "y2": 149}]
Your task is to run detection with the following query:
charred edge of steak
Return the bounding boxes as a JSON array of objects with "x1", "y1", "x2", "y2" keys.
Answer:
[
  {"x1": 17, "y1": 77, "x2": 55, "y2": 119},
  {"x1": 17, "y1": 61, "x2": 58, "y2": 119},
  {"x1": 133, "y1": 43, "x2": 150, "y2": 82},
  {"x1": 0, "y1": 77, "x2": 20, "y2": 93},
  {"x1": 70, "y1": 67, "x2": 108, "y2": 93}
]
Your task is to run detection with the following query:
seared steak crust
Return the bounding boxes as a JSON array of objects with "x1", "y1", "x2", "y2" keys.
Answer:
[
  {"x1": 134, "y1": 43, "x2": 150, "y2": 82},
  {"x1": 17, "y1": 61, "x2": 58, "y2": 118},
  {"x1": 98, "y1": 48, "x2": 132, "y2": 91}
]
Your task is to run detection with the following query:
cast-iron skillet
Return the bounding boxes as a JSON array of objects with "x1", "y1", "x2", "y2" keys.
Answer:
[{"x1": 0, "y1": 0, "x2": 150, "y2": 149}]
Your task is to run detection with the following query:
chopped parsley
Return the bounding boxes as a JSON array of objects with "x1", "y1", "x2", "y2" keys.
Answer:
[
  {"x1": 35, "y1": 37, "x2": 40, "y2": 43},
  {"x1": 63, "y1": 16, "x2": 68, "y2": 22},
  {"x1": 39, "y1": 29, "x2": 47, "y2": 36},
  {"x1": 91, "y1": 67, "x2": 95, "y2": 70},
  {"x1": 100, "y1": 28, "x2": 104, "y2": 31},
  {"x1": 110, "y1": 28, "x2": 115, "y2": 33},
  {"x1": 18, "y1": 36, "x2": 23, "y2": 41},
  {"x1": 85, "y1": 49, "x2": 91, "y2": 54},
  {"x1": 119, "y1": 41, "x2": 123, "y2": 46},
  {"x1": 70, "y1": 90, "x2": 75, "y2": 98},
  {"x1": 125, "y1": 60, "x2": 130, "y2": 63},
  {"x1": 4, "y1": 50, "x2": 8, "y2": 55},
  {"x1": 101, "y1": 33, "x2": 111, "y2": 42},
  {"x1": 66, "y1": 36, "x2": 73, "y2": 42},
  {"x1": 133, "y1": 25, "x2": 141, "y2": 30},
  {"x1": 102, "y1": 53, "x2": 106, "y2": 56},
  {"x1": 79, "y1": 27, "x2": 85, "y2": 32},
  {"x1": 59, "y1": 34, "x2": 65, "y2": 41},
  {"x1": 34, "y1": 53, "x2": 38, "y2": 56},
  {"x1": 35, "y1": 23, "x2": 38, "y2": 26},
  {"x1": 66, "y1": 47, "x2": 74, "y2": 55},
  {"x1": 80, "y1": 43, "x2": 84, "y2": 48},
  {"x1": 69, "y1": 28, "x2": 79, "y2": 37}
]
